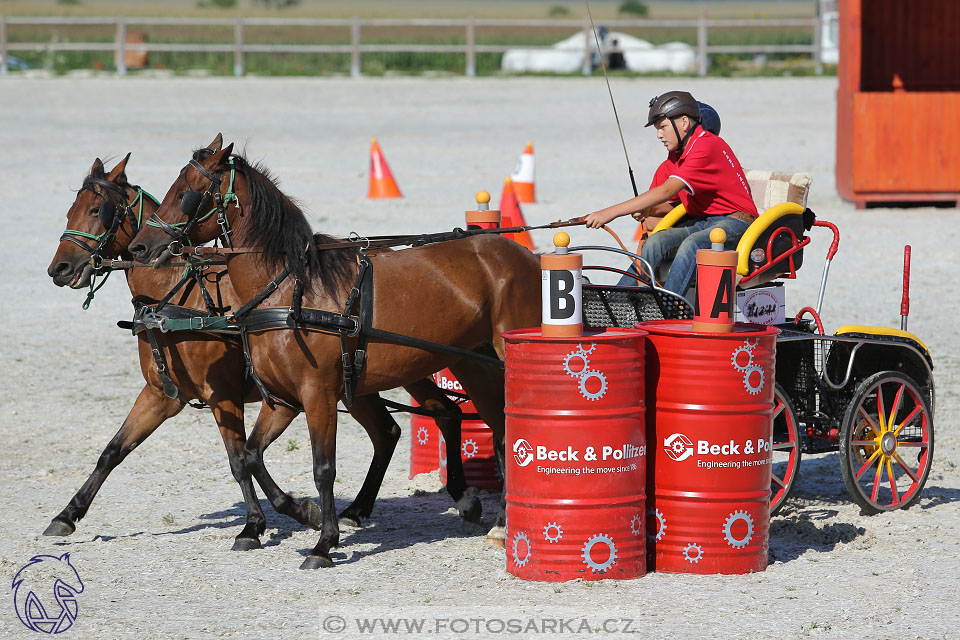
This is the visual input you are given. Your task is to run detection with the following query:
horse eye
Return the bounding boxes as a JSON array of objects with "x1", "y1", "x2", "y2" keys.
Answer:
[
  {"x1": 89, "y1": 206, "x2": 100, "y2": 216},
  {"x1": 177, "y1": 192, "x2": 185, "y2": 201}
]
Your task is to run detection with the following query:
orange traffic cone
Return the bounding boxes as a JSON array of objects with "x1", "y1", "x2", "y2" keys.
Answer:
[
  {"x1": 499, "y1": 177, "x2": 536, "y2": 251},
  {"x1": 368, "y1": 138, "x2": 402, "y2": 199},
  {"x1": 510, "y1": 141, "x2": 536, "y2": 203}
]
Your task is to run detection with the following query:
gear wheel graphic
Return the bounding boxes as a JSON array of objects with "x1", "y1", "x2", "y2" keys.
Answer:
[
  {"x1": 438, "y1": 435, "x2": 447, "y2": 467},
  {"x1": 543, "y1": 522, "x2": 563, "y2": 543},
  {"x1": 512, "y1": 531, "x2": 531, "y2": 568},
  {"x1": 461, "y1": 439, "x2": 479, "y2": 459},
  {"x1": 563, "y1": 350, "x2": 590, "y2": 377},
  {"x1": 646, "y1": 508, "x2": 666, "y2": 542},
  {"x1": 578, "y1": 342, "x2": 596, "y2": 354},
  {"x1": 683, "y1": 542, "x2": 703, "y2": 564},
  {"x1": 744, "y1": 337, "x2": 760, "y2": 348},
  {"x1": 743, "y1": 365, "x2": 765, "y2": 396},
  {"x1": 579, "y1": 370, "x2": 608, "y2": 401},
  {"x1": 416, "y1": 426, "x2": 429, "y2": 445},
  {"x1": 581, "y1": 534, "x2": 618, "y2": 572},
  {"x1": 722, "y1": 510, "x2": 755, "y2": 549},
  {"x1": 629, "y1": 514, "x2": 643, "y2": 537},
  {"x1": 730, "y1": 344, "x2": 755, "y2": 372},
  {"x1": 671, "y1": 439, "x2": 687, "y2": 454}
]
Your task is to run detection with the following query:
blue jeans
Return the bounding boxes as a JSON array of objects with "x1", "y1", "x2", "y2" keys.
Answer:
[{"x1": 617, "y1": 216, "x2": 751, "y2": 294}]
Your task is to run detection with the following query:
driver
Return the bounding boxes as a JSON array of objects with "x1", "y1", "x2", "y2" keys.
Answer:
[{"x1": 585, "y1": 91, "x2": 756, "y2": 295}]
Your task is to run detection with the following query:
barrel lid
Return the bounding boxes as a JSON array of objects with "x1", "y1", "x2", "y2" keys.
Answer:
[
  {"x1": 502, "y1": 327, "x2": 647, "y2": 343},
  {"x1": 637, "y1": 319, "x2": 780, "y2": 338}
]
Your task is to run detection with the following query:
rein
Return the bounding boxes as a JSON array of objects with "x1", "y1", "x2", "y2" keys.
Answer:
[{"x1": 164, "y1": 216, "x2": 590, "y2": 259}]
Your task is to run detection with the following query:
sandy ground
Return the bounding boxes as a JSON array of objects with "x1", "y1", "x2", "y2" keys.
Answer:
[{"x1": 0, "y1": 75, "x2": 958, "y2": 639}]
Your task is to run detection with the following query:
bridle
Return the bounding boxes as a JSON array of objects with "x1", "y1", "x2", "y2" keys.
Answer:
[
  {"x1": 60, "y1": 175, "x2": 158, "y2": 308},
  {"x1": 147, "y1": 155, "x2": 238, "y2": 251},
  {"x1": 61, "y1": 177, "x2": 135, "y2": 262}
]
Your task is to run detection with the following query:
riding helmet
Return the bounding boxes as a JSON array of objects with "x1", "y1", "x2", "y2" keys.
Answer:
[
  {"x1": 697, "y1": 101, "x2": 721, "y2": 135},
  {"x1": 645, "y1": 91, "x2": 700, "y2": 127}
]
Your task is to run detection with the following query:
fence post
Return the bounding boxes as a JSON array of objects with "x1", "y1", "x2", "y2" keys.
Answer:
[
  {"x1": 115, "y1": 15, "x2": 127, "y2": 76},
  {"x1": 465, "y1": 16, "x2": 475, "y2": 77},
  {"x1": 1, "y1": 16, "x2": 7, "y2": 76},
  {"x1": 697, "y1": 9, "x2": 708, "y2": 77},
  {"x1": 351, "y1": 16, "x2": 361, "y2": 77},
  {"x1": 812, "y1": 14, "x2": 823, "y2": 75},
  {"x1": 234, "y1": 17, "x2": 244, "y2": 76},
  {"x1": 581, "y1": 19, "x2": 591, "y2": 75}
]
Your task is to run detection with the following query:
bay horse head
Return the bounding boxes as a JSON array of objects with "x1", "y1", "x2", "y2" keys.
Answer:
[
  {"x1": 48, "y1": 153, "x2": 151, "y2": 288},
  {"x1": 128, "y1": 133, "x2": 236, "y2": 266}
]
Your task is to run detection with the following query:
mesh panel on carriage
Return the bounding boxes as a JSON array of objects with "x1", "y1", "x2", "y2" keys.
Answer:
[{"x1": 583, "y1": 285, "x2": 692, "y2": 329}]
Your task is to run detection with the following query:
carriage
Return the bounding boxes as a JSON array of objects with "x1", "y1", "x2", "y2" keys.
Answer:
[{"x1": 577, "y1": 171, "x2": 935, "y2": 516}]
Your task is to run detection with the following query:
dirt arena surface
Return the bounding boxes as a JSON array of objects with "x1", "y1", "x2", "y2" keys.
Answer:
[{"x1": 1, "y1": 75, "x2": 957, "y2": 639}]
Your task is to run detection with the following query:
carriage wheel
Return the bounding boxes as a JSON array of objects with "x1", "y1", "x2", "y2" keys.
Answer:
[
  {"x1": 771, "y1": 384, "x2": 801, "y2": 516},
  {"x1": 839, "y1": 371, "x2": 934, "y2": 514}
]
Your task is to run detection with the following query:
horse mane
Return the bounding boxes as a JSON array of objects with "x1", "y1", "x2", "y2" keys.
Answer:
[{"x1": 193, "y1": 148, "x2": 356, "y2": 300}]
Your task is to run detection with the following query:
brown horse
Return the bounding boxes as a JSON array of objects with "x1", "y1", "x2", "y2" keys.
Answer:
[
  {"x1": 49, "y1": 155, "x2": 475, "y2": 552},
  {"x1": 128, "y1": 135, "x2": 542, "y2": 568}
]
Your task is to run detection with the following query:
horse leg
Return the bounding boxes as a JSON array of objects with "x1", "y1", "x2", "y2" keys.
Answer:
[
  {"x1": 241, "y1": 403, "x2": 322, "y2": 532},
  {"x1": 337, "y1": 395, "x2": 401, "y2": 528},
  {"x1": 301, "y1": 392, "x2": 341, "y2": 569},
  {"x1": 209, "y1": 397, "x2": 268, "y2": 551},
  {"x1": 448, "y1": 360, "x2": 508, "y2": 547},
  {"x1": 406, "y1": 378, "x2": 481, "y2": 523},
  {"x1": 43, "y1": 385, "x2": 182, "y2": 536}
]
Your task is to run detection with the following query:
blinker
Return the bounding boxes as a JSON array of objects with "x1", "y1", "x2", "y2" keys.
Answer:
[
  {"x1": 98, "y1": 200, "x2": 117, "y2": 229},
  {"x1": 181, "y1": 189, "x2": 204, "y2": 216}
]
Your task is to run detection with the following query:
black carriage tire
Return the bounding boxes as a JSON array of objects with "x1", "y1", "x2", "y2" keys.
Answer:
[
  {"x1": 838, "y1": 371, "x2": 934, "y2": 515},
  {"x1": 771, "y1": 384, "x2": 801, "y2": 516}
]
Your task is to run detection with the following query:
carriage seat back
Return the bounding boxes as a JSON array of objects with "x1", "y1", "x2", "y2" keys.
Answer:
[{"x1": 735, "y1": 170, "x2": 814, "y2": 288}]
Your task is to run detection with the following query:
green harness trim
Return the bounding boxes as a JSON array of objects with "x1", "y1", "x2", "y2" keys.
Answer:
[
  {"x1": 62, "y1": 187, "x2": 157, "y2": 310},
  {"x1": 144, "y1": 157, "x2": 237, "y2": 238}
]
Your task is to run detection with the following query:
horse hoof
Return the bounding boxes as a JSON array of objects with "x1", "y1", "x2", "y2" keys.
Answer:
[
  {"x1": 456, "y1": 496, "x2": 482, "y2": 523},
  {"x1": 231, "y1": 537, "x2": 261, "y2": 551},
  {"x1": 302, "y1": 499, "x2": 322, "y2": 531},
  {"x1": 43, "y1": 519, "x2": 75, "y2": 537},
  {"x1": 485, "y1": 526, "x2": 506, "y2": 549},
  {"x1": 338, "y1": 515, "x2": 362, "y2": 529},
  {"x1": 300, "y1": 555, "x2": 333, "y2": 570}
]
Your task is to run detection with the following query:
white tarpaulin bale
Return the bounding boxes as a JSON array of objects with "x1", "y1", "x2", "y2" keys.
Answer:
[{"x1": 501, "y1": 31, "x2": 695, "y2": 74}]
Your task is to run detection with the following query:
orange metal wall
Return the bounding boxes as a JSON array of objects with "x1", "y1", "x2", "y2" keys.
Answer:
[
  {"x1": 859, "y1": 0, "x2": 960, "y2": 92},
  {"x1": 836, "y1": 0, "x2": 960, "y2": 204}
]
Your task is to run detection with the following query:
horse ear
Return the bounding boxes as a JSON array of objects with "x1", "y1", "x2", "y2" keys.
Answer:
[
  {"x1": 108, "y1": 152, "x2": 131, "y2": 181},
  {"x1": 90, "y1": 158, "x2": 105, "y2": 178},
  {"x1": 208, "y1": 142, "x2": 234, "y2": 170},
  {"x1": 207, "y1": 133, "x2": 223, "y2": 153}
]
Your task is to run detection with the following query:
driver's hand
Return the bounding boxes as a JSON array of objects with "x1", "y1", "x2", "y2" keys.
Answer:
[{"x1": 584, "y1": 209, "x2": 618, "y2": 229}]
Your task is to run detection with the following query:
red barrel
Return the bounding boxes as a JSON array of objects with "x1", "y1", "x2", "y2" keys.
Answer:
[
  {"x1": 640, "y1": 320, "x2": 778, "y2": 574},
  {"x1": 408, "y1": 369, "x2": 502, "y2": 491},
  {"x1": 503, "y1": 328, "x2": 647, "y2": 582},
  {"x1": 409, "y1": 410, "x2": 442, "y2": 479}
]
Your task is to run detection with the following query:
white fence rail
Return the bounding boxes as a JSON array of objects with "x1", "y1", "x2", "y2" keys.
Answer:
[{"x1": 0, "y1": 14, "x2": 827, "y2": 77}]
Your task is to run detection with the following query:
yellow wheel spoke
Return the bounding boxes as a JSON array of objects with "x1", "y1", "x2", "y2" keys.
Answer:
[
  {"x1": 886, "y1": 458, "x2": 900, "y2": 505},
  {"x1": 893, "y1": 452, "x2": 920, "y2": 483},
  {"x1": 855, "y1": 447, "x2": 882, "y2": 479},
  {"x1": 857, "y1": 406, "x2": 882, "y2": 436},
  {"x1": 871, "y1": 461, "x2": 884, "y2": 502},
  {"x1": 887, "y1": 384, "x2": 905, "y2": 432},
  {"x1": 896, "y1": 441, "x2": 927, "y2": 449},
  {"x1": 876, "y1": 384, "x2": 887, "y2": 430},
  {"x1": 894, "y1": 405, "x2": 923, "y2": 437}
]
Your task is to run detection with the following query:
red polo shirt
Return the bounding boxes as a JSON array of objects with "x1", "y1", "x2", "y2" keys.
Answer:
[{"x1": 651, "y1": 127, "x2": 757, "y2": 218}]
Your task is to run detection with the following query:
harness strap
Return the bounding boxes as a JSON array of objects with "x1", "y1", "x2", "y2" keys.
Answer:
[{"x1": 140, "y1": 325, "x2": 182, "y2": 401}]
